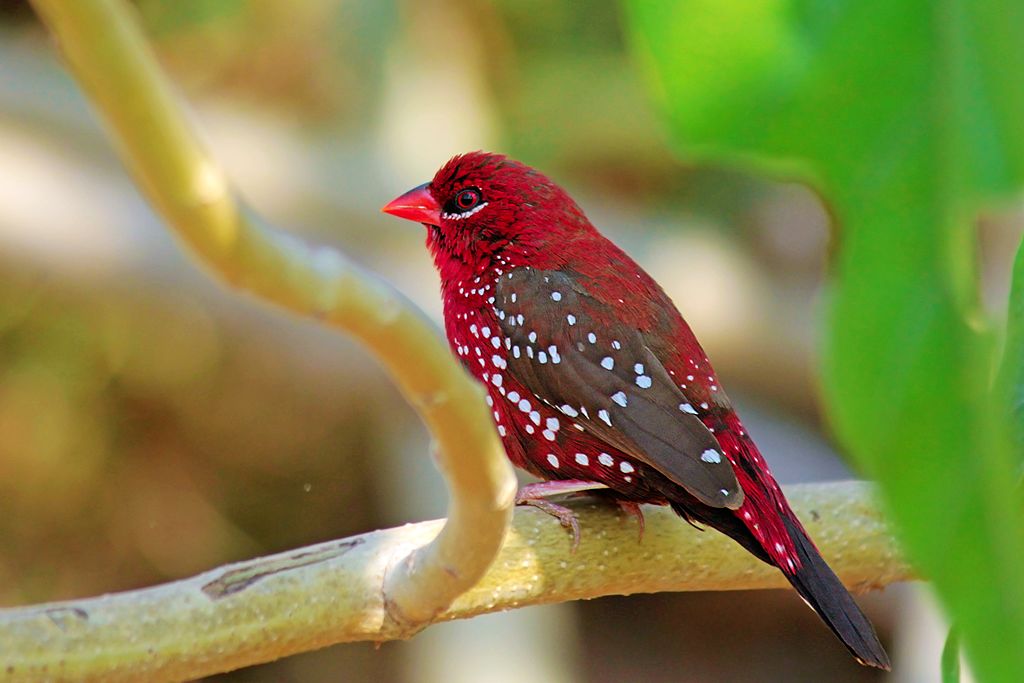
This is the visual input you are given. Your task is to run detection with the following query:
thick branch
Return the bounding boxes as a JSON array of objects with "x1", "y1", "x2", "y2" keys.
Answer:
[
  {"x1": 29, "y1": 0, "x2": 517, "y2": 631},
  {"x1": 0, "y1": 482, "x2": 907, "y2": 682}
]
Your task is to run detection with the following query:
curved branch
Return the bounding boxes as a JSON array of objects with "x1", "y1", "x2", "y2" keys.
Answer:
[
  {"x1": 0, "y1": 482, "x2": 908, "y2": 682},
  {"x1": 29, "y1": 0, "x2": 517, "y2": 632}
]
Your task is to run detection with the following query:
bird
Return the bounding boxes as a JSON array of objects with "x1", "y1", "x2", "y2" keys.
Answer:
[{"x1": 382, "y1": 151, "x2": 890, "y2": 670}]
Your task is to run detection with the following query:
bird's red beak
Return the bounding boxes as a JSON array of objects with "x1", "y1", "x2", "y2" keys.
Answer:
[{"x1": 381, "y1": 183, "x2": 441, "y2": 226}]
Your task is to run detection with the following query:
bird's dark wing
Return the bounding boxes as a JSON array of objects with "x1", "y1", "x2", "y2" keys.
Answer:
[{"x1": 493, "y1": 267, "x2": 742, "y2": 509}]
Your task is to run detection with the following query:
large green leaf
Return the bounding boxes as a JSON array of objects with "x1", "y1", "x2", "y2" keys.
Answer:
[{"x1": 625, "y1": 1, "x2": 1024, "y2": 680}]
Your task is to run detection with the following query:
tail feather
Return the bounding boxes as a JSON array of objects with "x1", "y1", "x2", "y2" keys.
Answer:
[
  {"x1": 669, "y1": 499, "x2": 890, "y2": 670},
  {"x1": 781, "y1": 515, "x2": 891, "y2": 670}
]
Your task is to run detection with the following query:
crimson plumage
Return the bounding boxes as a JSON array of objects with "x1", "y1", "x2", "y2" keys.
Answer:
[{"x1": 383, "y1": 151, "x2": 889, "y2": 670}]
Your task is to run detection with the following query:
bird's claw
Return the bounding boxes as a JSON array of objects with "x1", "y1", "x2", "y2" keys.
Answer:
[
  {"x1": 515, "y1": 497, "x2": 582, "y2": 552},
  {"x1": 514, "y1": 480, "x2": 606, "y2": 552},
  {"x1": 617, "y1": 500, "x2": 646, "y2": 542}
]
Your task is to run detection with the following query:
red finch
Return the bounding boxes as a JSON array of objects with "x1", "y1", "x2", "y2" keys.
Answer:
[{"x1": 383, "y1": 152, "x2": 889, "y2": 669}]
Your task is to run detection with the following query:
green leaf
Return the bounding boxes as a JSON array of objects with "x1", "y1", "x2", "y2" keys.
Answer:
[
  {"x1": 625, "y1": 1, "x2": 1024, "y2": 680},
  {"x1": 999, "y1": 239, "x2": 1024, "y2": 451},
  {"x1": 943, "y1": 626, "x2": 962, "y2": 683}
]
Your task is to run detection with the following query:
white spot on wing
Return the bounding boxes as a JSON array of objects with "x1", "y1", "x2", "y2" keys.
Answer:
[
  {"x1": 635, "y1": 375, "x2": 652, "y2": 389},
  {"x1": 611, "y1": 391, "x2": 628, "y2": 407},
  {"x1": 700, "y1": 449, "x2": 722, "y2": 463},
  {"x1": 601, "y1": 356, "x2": 614, "y2": 370}
]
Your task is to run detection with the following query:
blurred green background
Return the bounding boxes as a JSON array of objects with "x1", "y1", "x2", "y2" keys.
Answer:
[{"x1": 2, "y1": 1, "x2": 1020, "y2": 681}]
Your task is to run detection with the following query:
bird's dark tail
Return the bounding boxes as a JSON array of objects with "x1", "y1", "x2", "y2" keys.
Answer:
[
  {"x1": 780, "y1": 515, "x2": 891, "y2": 670},
  {"x1": 669, "y1": 500, "x2": 890, "y2": 670}
]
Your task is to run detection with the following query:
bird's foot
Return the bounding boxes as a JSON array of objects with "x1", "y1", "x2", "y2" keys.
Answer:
[
  {"x1": 616, "y1": 500, "x2": 646, "y2": 542},
  {"x1": 516, "y1": 498, "x2": 583, "y2": 551},
  {"x1": 515, "y1": 480, "x2": 608, "y2": 552}
]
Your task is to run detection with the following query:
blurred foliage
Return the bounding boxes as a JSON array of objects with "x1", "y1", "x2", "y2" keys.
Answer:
[
  {"x1": 0, "y1": 266, "x2": 384, "y2": 605},
  {"x1": 121, "y1": 0, "x2": 776, "y2": 224},
  {"x1": 626, "y1": 1, "x2": 1024, "y2": 682},
  {"x1": 132, "y1": 0, "x2": 397, "y2": 121}
]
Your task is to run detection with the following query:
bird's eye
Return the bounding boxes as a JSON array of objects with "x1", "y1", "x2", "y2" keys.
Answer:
[
  {"x1": 455, "y1": 188, "x2": 481, "y2": 211},
  {"x1": 442, "y1": 187, "x2": 486, "y2": 220}
]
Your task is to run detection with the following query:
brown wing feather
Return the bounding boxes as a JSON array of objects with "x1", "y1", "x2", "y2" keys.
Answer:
[{"x1": 494, "y1": 268, "x2": 743, "y2": 509}]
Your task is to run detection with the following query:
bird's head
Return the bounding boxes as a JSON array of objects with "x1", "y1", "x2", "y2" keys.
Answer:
[{"x1": 382, "y1": 151, "x2": 592, "y2": 274}]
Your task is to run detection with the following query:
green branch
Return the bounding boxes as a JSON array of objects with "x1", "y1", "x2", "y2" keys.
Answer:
[{"x1": 0, "y1": 482, "x2": 907, "y2": 682}]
